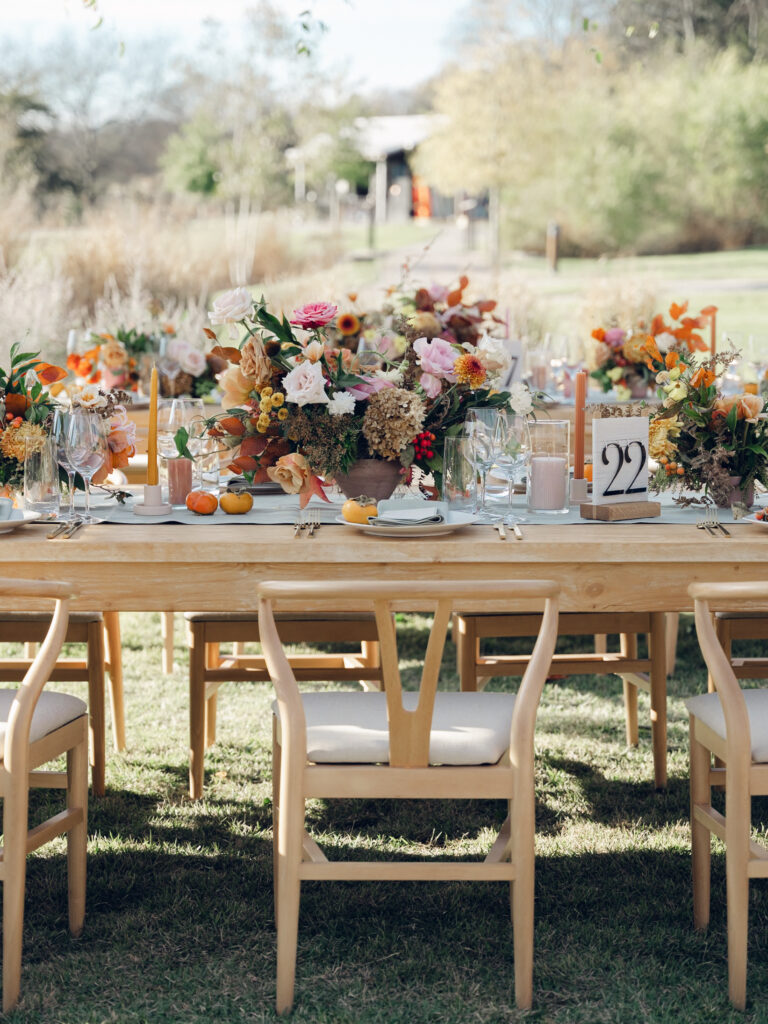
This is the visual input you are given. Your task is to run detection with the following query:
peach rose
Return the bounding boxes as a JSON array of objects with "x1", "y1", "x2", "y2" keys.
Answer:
[
  {"x1": 219, "y1": 365, "x2": 257, "y2": 409},
  {"x1": 301, "y1": 340, "x2": 325, "y2": 363},
  {"x1": 107, "y1": 405, "x2": 136, "y2": 457},
  {"x1": 239, "y1": 338, "x2": 273, "y2": 389},
  {"x1": 266, "y1": 452, "x2": 311, "y2": 494},
  {"x1": 714, "y1": 393, "x2": 764, "y2": 423}
]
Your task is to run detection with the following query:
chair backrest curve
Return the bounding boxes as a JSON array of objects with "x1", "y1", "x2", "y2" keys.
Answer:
[{"x1": 258, "y1": 579, "x2": 560, "y2": 770}]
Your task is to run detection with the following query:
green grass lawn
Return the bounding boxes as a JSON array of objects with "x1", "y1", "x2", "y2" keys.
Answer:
[{"x1": 6, "y1": 614, "x2": 768, "y2": 1023}]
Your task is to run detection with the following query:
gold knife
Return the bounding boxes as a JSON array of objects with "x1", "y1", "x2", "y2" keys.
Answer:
[
  {"x1": 496, "y1": 522, "x2": 507, "y2": 540},
  {"x1": 512, "y1": 523, "x2": 524, "y2": 540}
]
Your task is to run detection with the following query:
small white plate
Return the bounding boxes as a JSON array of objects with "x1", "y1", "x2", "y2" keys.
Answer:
[
  {"x1": 0, "y1": 511, "x2": 43, "y2": 535},
  {"x1": 742, "y1": 512, "x2": 768, "y2": 528},
  {"x1": 335, "y1": 511, "x2": 475, "y2": 538}
]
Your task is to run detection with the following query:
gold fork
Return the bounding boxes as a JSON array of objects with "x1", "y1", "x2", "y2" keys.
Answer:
[
  {"x1": 293, "y1": 512, "x2": 305, "y2": 537},
  {"x1": 307, "y1": 508, "x2": 320, "y2": 537}
]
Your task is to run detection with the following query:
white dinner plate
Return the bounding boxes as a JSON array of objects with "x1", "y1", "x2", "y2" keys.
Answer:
[
  {"x1": 0, "y1": 511, "x2": 43, "y2": 535},
  {"x1": 741, "y1": 512, "x2": 768, "y2": 528},
  {"x1": 335, "y1": 512, "x2": 475, "y2": 538}
]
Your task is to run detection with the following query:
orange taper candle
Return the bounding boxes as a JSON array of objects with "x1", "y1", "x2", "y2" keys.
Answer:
[
  {"x1": 147, "y1": 365, "x2": 158, "y2": 486},
  {"x1": 710, "y1": 310, "x2": 717, "y2": 356},
  {"x1": 574, "y1": 369, "x2": 587, "y2": 480}
]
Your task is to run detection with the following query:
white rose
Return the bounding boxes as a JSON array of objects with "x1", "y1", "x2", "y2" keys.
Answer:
[
  {"x1": 476, "y1": 334, "x2": 512, "y2": 381},
  {"x1": 509, "y1": 380, "x2": 533, "y2": 415},
  {"x1": 208, "y1": 287, "x2": 253, "y2": 326},
  {"x1": 328, "y1": 392, "x2": 356, "y2": 416},
  {"x1": 178, "y1": 347, "x2": 207, "y2": 377},
  {"x1": 655, "y1": 332, "x2": 677, "y2": 352},
  {"x1": 283, "y1": 360, "x2": 330, "y2": 406},
  {"x1": 75, "y1": 383, "x2": 108, "y2": 410}
]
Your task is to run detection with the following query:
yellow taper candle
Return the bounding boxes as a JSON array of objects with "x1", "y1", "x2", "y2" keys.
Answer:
[{"x1": 147, "y1": 365, "x2": 158, "y2": 485}]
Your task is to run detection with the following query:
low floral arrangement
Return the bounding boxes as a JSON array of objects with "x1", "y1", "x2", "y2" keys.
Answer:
[
  {"x1": 182, "y1": 288, "x2": 531, "y2": 505},
  {"x1": 589, "y1": 301, "x2": 716, "y2": 399},
  {"x1": 645, "y1": 338, "x2": 768, "y2": 506},
  {"x1": 68, "y1": 326, "x2": 220, "y2": 399},
  {"x1": 0, "y1": 343, "x2": 67, "y2": 491},
  {"x1": 396, "y1": 274, "x2": 504, "y2": 348}
]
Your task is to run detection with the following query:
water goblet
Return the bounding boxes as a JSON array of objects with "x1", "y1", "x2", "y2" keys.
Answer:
[
  {"x1": 465, "y1": 407, "x2": 502, "y2": 522},
  {"x1": 51, "y1": 407, "x2": 77, "y2": 520},
  {"x1": 494, "y1": 411, "x2": 530, "y2": 524},
  {"x1": 65, "y1": 410, "x2": 107, "y2": 524}
]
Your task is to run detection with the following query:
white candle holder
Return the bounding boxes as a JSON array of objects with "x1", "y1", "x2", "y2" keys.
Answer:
[
  {"x1": 133, "y1": 484, "x2": 171, "y2": 516},
  {"x1": 570, "y1": 477, "x2": 588, "y2": 503}
]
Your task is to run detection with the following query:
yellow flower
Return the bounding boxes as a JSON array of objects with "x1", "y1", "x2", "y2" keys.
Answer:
[
  {"x1": 261, "y1": 386, "x2": 273, "y2": 398},
  {"x1": 257, "y1": 414, "x2": 270, "y2": 428},
  {"x1": 0, "y1": 420, "x2": 46, "y2": 461},
  {"x1": 256, "y1": 421, "x2": 268, "y2": 434},
  {"x1": 606, "y1": 366, "x2": 624, "y2": 383},
  {"x1": 271, "y1": 392, "x2": 285, "y2": 408},
  {"x1": 614, "y1": 384, "x2": 631, "y2": 401},
  {"x1": 668, "y1": 366, "x2": 681, "y2": 381},
  {"x1": 649, "y1": 416, "x2": 680, "y2": 462},
  {"x1": 259, "y1": 400, "x2": 271, "y2": 414},
  {"x1": 277, "y1": 407, "x2": 288, "y2": 421},
  {"x1": 337, "y1": 312, "x2": 361, "y2": 336}
]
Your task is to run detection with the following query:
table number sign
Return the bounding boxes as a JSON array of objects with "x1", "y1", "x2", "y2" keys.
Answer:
[{"x1": 580, "y1": 416, "x2": 660, "y2": 521}]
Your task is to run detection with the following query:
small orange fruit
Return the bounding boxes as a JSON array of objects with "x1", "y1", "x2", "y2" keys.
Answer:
[
  {"x1": 220, "y1": 491, "x2": 253, "y2": 515},
  {"x1": 186, "y1": 491, "x2": 218, "y2": 515}
]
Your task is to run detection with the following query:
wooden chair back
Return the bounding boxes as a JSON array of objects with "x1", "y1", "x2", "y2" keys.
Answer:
[
  {"x1": 258, "y1": 579, "x2": 559, "y2": 768},
  {"x1": 0, "y1": 580, "x2": 75, "y2": 778},
  {"x1": 689, "y1": 581, "x2": 768, "y2": 779}
]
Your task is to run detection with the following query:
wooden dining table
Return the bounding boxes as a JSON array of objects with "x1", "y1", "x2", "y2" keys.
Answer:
[{"x1": 5, "y1": 519, "x2": 767, "y2": 795}]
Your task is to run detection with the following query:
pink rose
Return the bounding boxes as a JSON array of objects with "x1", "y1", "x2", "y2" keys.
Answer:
[
  {"x1": 290, "y1": 302, "x2": 338, "y2": 330},
  {"x1": 413, "y1": 336, "x2": 458, "y2": 382},
  {"x1": 344, "y1": 375, "x2": 395, "y2": 401},
  {"x1": 419, "y1": 372, "x2": 443, "y2": 399},
  {"x1": 604, "y1": 328, "x2": 626, "y2": 347},
  {"x1": 107, "y1": 405, "x2": 136, "y2": 456}
]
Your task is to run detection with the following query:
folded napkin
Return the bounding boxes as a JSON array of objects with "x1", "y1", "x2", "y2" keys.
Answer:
[{"x1": 369, "y1": 508, "x2": 445, "y2": 527}]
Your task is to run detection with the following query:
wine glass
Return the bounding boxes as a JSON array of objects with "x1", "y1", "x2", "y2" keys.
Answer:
[
  {"x1": 494, "y1": 411, "x2": 530, "y2": 524},
  {"x1": 158, "y1": 334, "x2": 181, "y2": 394},
  {"x1": 51, "y1": 407, "x2": 77, "y2": 520},
  {"x1": 65, "y1": 410, "x2": 107, "y2": 524},
  {"x1": 158, "y1": 398, "x2": 205, "y2": 460},
  {"x1": 465, "y1": 407, "x2": 502, "y2": 522}
]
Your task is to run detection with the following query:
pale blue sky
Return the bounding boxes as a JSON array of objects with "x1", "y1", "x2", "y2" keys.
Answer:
[{"x1": 2, "y1": 0, "x2": 469, "y2": 91}]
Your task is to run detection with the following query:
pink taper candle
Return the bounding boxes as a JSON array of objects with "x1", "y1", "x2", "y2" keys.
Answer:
[{"x1": 574, "y1": 370, "x2": 587, "y2": 480}]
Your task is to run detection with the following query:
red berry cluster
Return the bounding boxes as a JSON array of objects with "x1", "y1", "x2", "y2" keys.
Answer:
[{"x1": 413, "y1": 430, "x2": 436, "y2": 462}]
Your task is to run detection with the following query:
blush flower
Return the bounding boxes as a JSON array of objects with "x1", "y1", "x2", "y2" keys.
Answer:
[
  {"x1": 290, "y1": 302, "x2": 338, "y2": 330},
  {"x1": 208, "y1": 287, "x2": 253, "y2": 326},
  {"x1": 344, "y1": 375, "x2": 395, "y2": 401},
  {"x1": 282, "y1": 360, "x2": 330, "y2": 406},
  {"x1": 413, "y1": 336, "x2": 458, "y2": 382},
  {"x1": 267, "y1": 452, "x2": 312, "y2": 494}
]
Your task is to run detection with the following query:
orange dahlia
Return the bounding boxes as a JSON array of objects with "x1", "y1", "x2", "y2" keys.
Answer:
[{"x1": 454, "y1": 352, "x2": 487, "y2": 388}]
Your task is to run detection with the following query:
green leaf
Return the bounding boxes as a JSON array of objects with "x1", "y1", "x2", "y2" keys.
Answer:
[{"x1": 174, "y1": 426, "x2": 195, "y2": 461}]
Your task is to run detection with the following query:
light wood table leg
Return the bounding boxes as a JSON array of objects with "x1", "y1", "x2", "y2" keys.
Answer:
[
  {"x1": 87, "y1": 619, "x2": 106, "y2": 797},
  {"x1": 649, "y1": 611, "x2": 667, "y2": 790},
  {"x1": 103, "y1": 611, "x2": 126, "y2": 752}
]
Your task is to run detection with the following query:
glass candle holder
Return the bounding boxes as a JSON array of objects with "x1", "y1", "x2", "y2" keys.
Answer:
[
  {"x1": 527, "y1": 420, "x2": 570, "y2": 514},
  {"x1": 442, "y1": 435, "x2": 476, "y2": 512},
  {"x1": 24, "y1": 437, "x2": 60, "y2": 516}
]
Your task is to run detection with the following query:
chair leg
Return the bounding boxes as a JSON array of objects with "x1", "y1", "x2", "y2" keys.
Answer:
[
  {"x1": 161, "y1": 612, "x2": 175, "y2": 674},
  {"x1": 86, "y1": 620, "x2": 106, "y2": 798},
  {"x1": 2, "y1": 778, "x2": 28, "y2": 1013},
  {"x1": 665, "y1": 612, "x2": 679, "y2": 676},
  {"x1": 359, "y1": 640, "x2": 381, "y2": 691},
  {"x1": 511, "y1": 790, "x2": 535, "y2": 1010},
  {"x1": 103, "y1": 611, "x2": 126, "y2": 752},
  {"x1": 456, "y1": 615, "x2": 480, "y2": 692},
  {"x1": 275, "y1": 771, "x2": 303, "y2": 1015},
  {"x1": 66, "y1": 729, "x2": 88, "y2": 937},
  {"x1": 649, "y1": 612, "x2": 667, "y2": 790},
  {"x1": 619, "y1": 633, "x2": 639, "y2": 747},
  {"x1": 690, "y1": 721, "x2": 711, "y2": 931},
  {"x1": 713, "y1": 617, "x2": 732, "y2": 694},
  {"x1": 204, "y1": 643, "x2": 219, "y2": 750},
  {"x1": 189, "y1": 624, "x2": 207, "y2": 800},
  {"x1": 726, "y1": 775, "x2": 751, "y2": 1010},
  {"x1": 272, "y1": 718, "x2": 281, "y2": 925}
]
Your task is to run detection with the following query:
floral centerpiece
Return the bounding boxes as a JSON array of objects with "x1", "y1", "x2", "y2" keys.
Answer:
[
  {"x1": 0, "y1": 343, "x2": 67, "y2": 493},
  {"x1": 645, "y1": 338, "x2": 768, "y2": 507},
  {"x1": 70, "y1": 383, "x2": 137, "y2": 484},
  {"x1": 69, "y1": 326, "x2": 220, "y2": 399},
  {"x1": 184, "y1": 288, "x2": 531, "y2": 505},
  {"x1": 589, "y1": 301, "x2": 715, "y2": 399}
]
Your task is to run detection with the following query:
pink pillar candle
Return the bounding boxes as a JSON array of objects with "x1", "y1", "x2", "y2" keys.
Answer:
[
  {"x1": 168, "y1": 458, "x2": 193, "y2": 506},
  {"x1": 528, "y1": 456, "x2": 568, "y2": 512}
]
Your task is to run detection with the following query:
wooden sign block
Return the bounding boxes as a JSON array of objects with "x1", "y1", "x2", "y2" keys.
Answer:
[
  {"x1": 591, "y1": 416, "x2": 649, "y2": 505},
  {"x1": 580, "y1": 500, "x2": 661, "y2": 521}
]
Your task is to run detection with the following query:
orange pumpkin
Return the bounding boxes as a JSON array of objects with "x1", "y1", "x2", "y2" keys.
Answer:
[
  {"x1": 186, "y1": 491, "x2": 218, "y2": 515},
  {"x1": 220, "y1": 491, "x2": 253, "y2": 515}
]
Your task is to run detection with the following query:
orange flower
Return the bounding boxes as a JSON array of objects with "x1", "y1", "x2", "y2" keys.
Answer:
[
  {"x1": 347, "y1": 292, "x2": 358, "y2": 303},
  {"x1": 650, "y1": 314, "x2": 667, "y2": 336},
  {"x1": 641, "y1": 335, "x2": 662, "y2": 369},
  {"x1": 669, "y1": 301, "x2": 688, "y2": 321},
  {"x1": 665, "y1": 351, "x2": 680, "y2": 369},
  {"x1": 591, "y1": 327, "x2": 606, "y2": 342},
  {"x1": 713, "y1": 393, "x2": 764, "y2": 422},
  {"x1": 690, "y1": 366, "x2": 716, "y2": 389},
  {"x1": 454, "y1": 352, "x2": 487, "y2": 388},
  {"x1": 337, "y1": 312, "x2": 361, "y2": 336}
]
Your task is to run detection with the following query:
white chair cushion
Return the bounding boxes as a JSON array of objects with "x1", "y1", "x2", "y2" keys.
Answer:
[
  {"x1": 275, "y1": 691, "x2": 516, "y2": 765},
  {"x1": 0, "y1": 690, "x2": 87, "y2": 759},
  {"x1": 686, "y1": 689, "x2": 768, "y2": 762}
]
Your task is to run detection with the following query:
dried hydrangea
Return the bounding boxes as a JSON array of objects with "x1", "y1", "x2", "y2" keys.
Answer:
[
  {"x1": 0, "y1": 420, "x2": 46, "y2": 461},
  {"x1": 362, "y1": 387, "x2": 425, "y2": 460}
]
